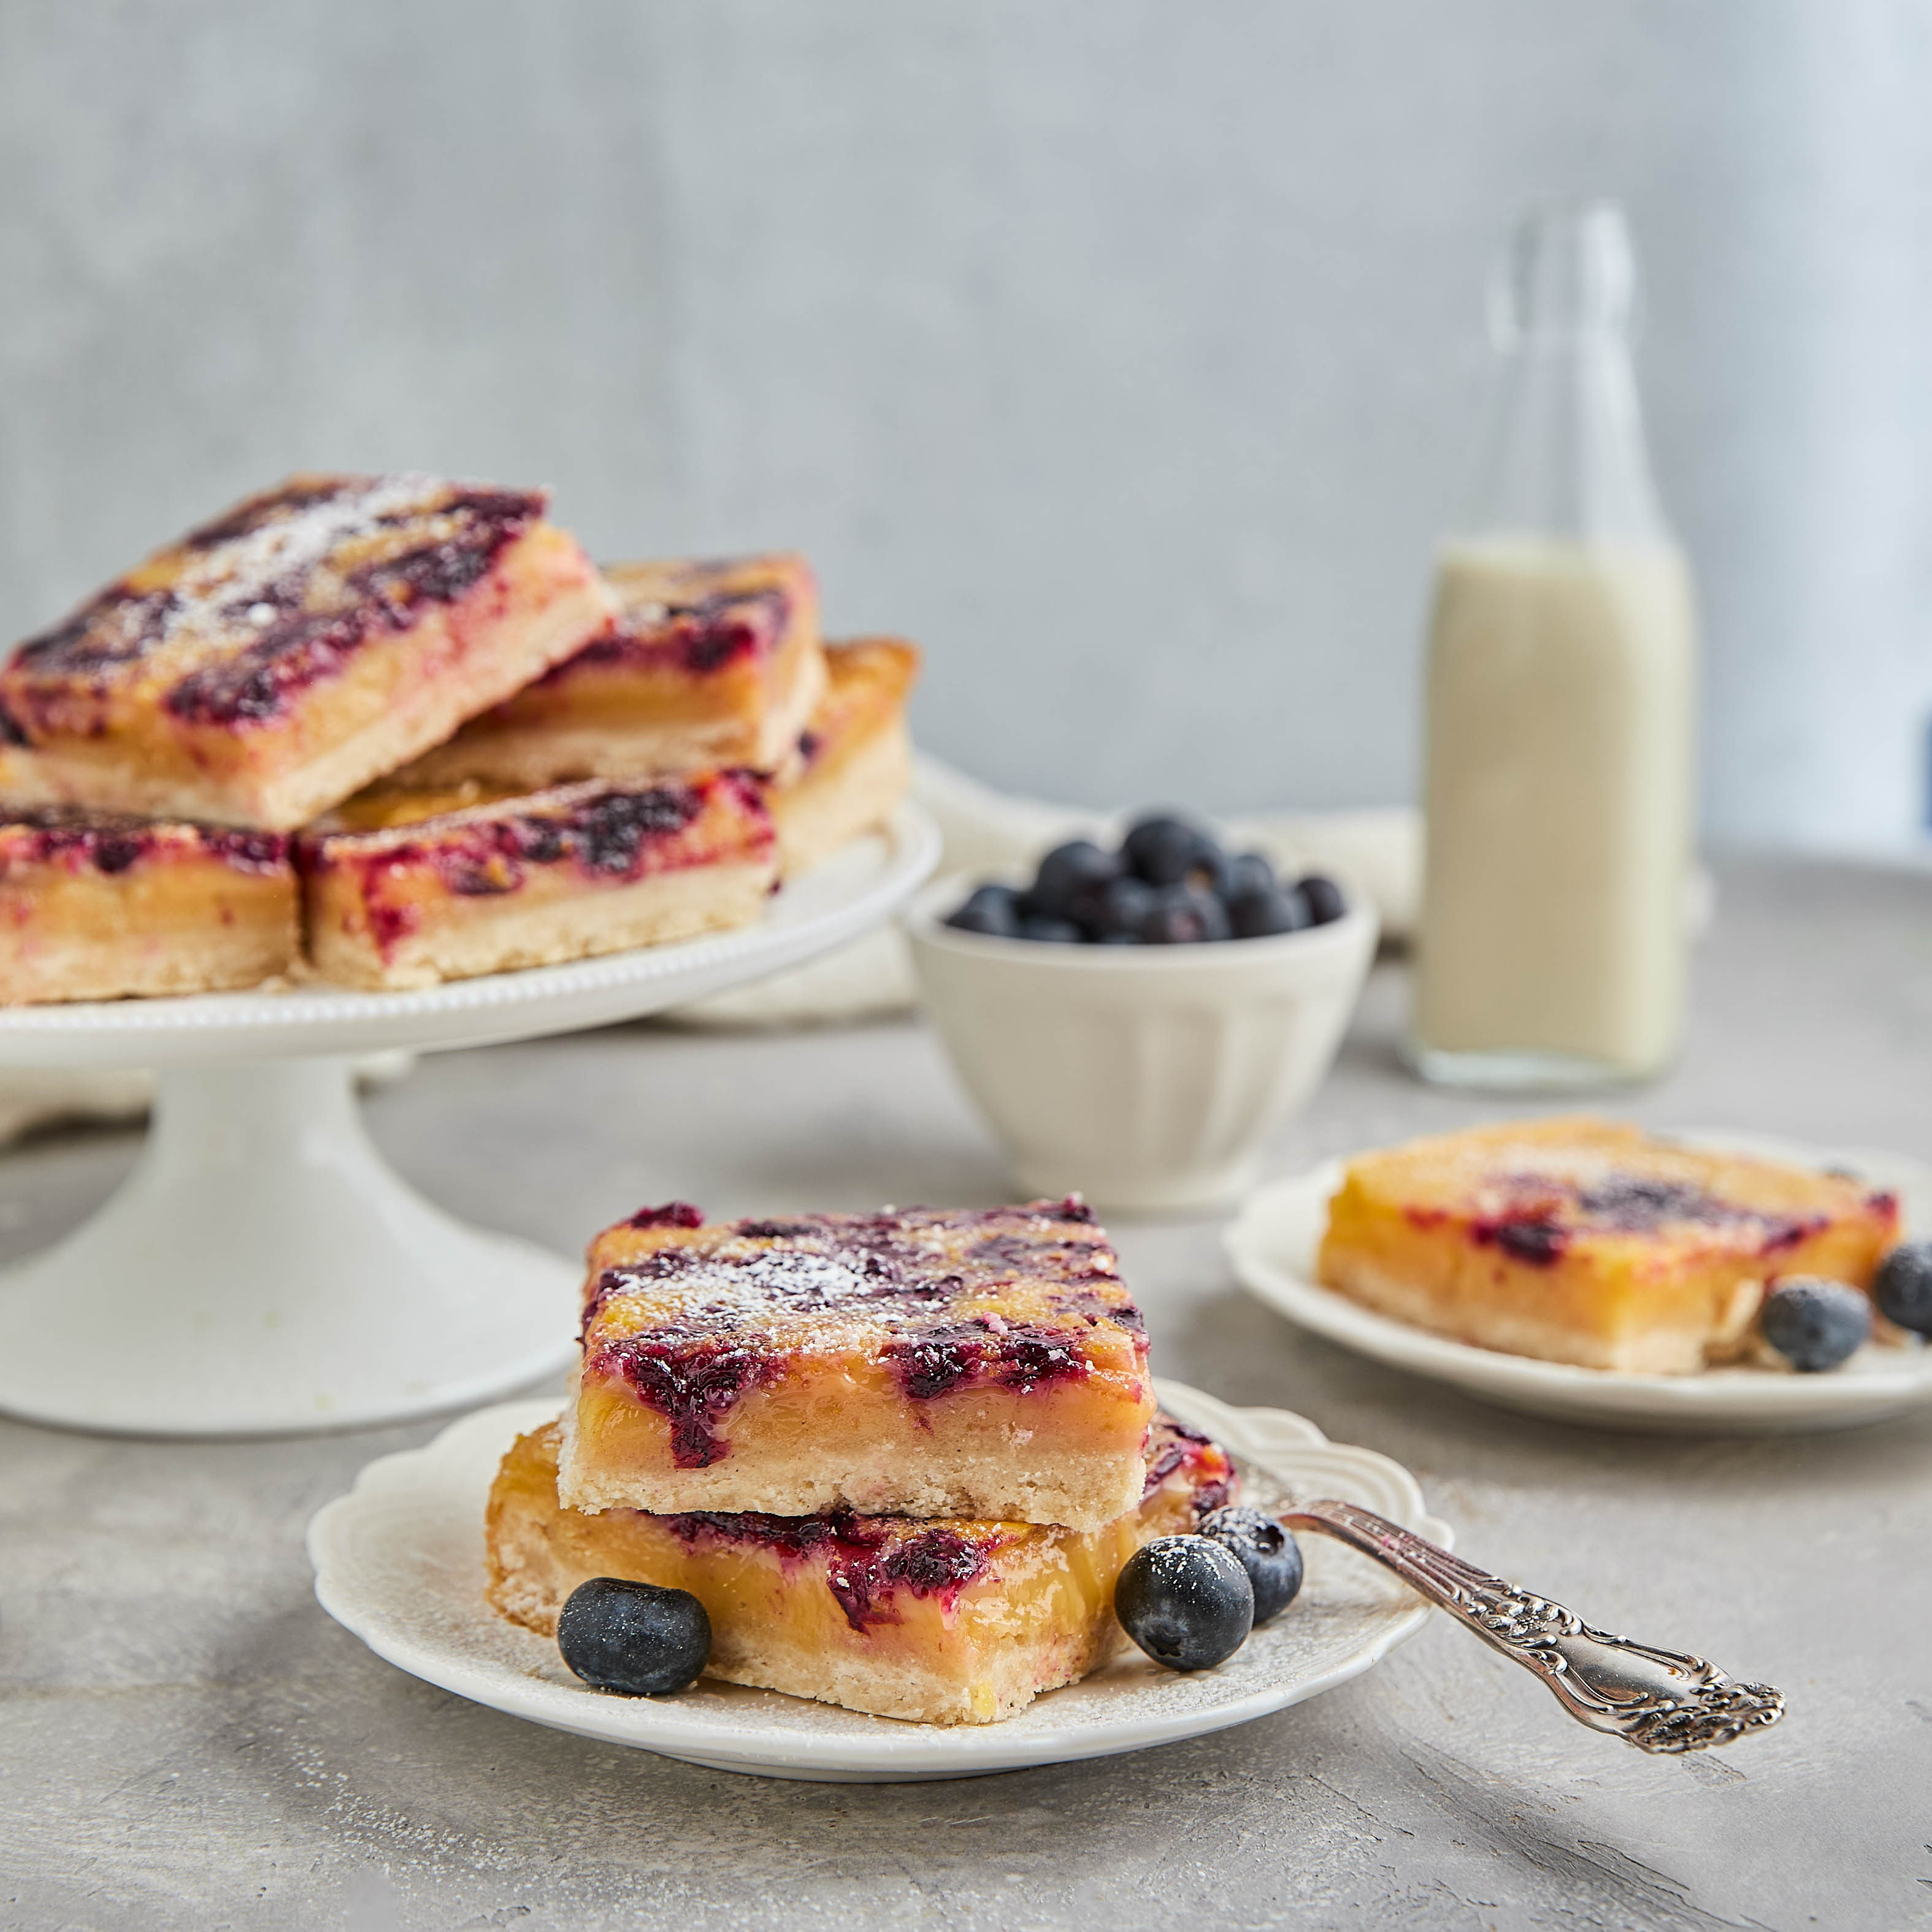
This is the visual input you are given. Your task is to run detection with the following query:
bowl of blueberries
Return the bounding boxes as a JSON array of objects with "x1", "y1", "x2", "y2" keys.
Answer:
[{"x1": 906, "y1": 811, "x2": 1378, "y2": 1214}]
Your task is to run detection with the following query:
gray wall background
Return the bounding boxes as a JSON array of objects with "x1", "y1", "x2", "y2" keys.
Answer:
[{"x1": 3, "y1": 2, "x2": 1930, "y2": 851}]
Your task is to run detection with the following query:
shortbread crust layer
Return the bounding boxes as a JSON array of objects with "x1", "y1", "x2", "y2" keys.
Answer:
[{"x1": 489, "y1": 1412, "x2": 1234, "y2": 1724}]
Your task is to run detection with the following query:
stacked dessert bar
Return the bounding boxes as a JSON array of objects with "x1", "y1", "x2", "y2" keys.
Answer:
[
  {"x1": 486, "y1": 1196, "x2": 1238, "y2": 1724},
  {"x1": 0, "y1": 475, "x2": 918, "y2": 1002}
]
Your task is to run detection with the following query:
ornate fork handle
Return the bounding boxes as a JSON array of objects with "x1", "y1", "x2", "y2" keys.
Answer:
[{"x1": 1280, "y1": 1498, "x2": 1785, "y2": 1754}]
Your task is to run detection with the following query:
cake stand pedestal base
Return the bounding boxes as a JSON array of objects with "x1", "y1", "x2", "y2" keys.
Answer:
[{"x1": 0, "y1": 1057, "x2": 578, "y2": 1437}]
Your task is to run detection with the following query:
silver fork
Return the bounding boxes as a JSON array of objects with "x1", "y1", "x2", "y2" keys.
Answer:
[{"x1": 1281, "y1": 1498, "x2": 1785, "y2": 1754}]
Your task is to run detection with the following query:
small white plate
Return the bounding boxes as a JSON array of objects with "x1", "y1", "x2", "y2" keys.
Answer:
[
  {"x1": 307, "y1": 1381, "x2": 1448, "y2": 1783},
  {"x1": 1228, "y1": 1130, "x2": 1932, "y2": 1435}
]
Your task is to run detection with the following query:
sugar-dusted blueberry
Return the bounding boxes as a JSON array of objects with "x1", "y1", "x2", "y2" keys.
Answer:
[
  {"x1": 1028, "y1": 840, "x2": 1121, "y2": 922},
  {"x1": 1759, "y1": 1276, "x2": 1871, "y2": 1372},
  {"x1": 1228, "y1": 884, "x2": 1311, "y2": 940},
  {"x1": 945, "y1": 883, "x2": 1022, "y2": 938},
  {"x1": 1115, "y1": 1536, "x2": 1254, "y2": 1669},
  {"x1": 1018, "y1": 914, "x2": 1084, "y2": 943},
  {"x1": 1089, "y1": 873, "x2": 1157, "y2": 941},
  {"x1": 556, "y1": 1577, "x2": 712, "y2": 1696},
  {"x1": 1122, "y1": 813, "x2": 1221, "y2": 889},
  {"x1": 1138, "y1": 884, "x2": 1230, "y2": 945},
  {"x1": 1874, "y1": 1240, "x2": 1932, "y2": 1336},
  {"x1": 1197, "y1": 1506, "x2": 1304, "y2": 1625},
  {"x1": 1298, "y1": 873, "x2": 1347, "y2": 925},
  {"x1": 1222, "y1": 851, "x2": 1277, "y2": 900}
]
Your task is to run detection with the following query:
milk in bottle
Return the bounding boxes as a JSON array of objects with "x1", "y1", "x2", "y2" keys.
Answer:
[{"x1": 1410, "y1": 205, "x2": 1697, "y2": 1087}]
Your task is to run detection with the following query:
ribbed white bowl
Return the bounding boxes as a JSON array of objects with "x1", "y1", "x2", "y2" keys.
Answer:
[{"x1": 905, "y1": 877, "x2": 1378, "y2": 1214}]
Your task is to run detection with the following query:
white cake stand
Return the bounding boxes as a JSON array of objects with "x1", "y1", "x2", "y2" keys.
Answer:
[{"x1": 0, "y1": 804, "x2": 940, "y2": 1439}]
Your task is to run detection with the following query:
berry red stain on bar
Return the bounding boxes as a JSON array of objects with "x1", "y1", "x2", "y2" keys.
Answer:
[{"x1": 629, "y1": 1202, "x2": 707, "y2": 1231}]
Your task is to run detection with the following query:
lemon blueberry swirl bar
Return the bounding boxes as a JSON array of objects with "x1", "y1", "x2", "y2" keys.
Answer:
[
  {"x1": 393, "y1": 551, "x2": 825, "y2": 792},
  {"x1": 297, "y1": 768, "x2": 776, "y2": 990},
  {"x1": 561, "y1": 1198, "x2": 1156, "y2": 1530},
  {"x1": 1317, "y1": 1116, "x2": 1901, "y2": 1373},
  {"x1": 0, "y1": 806, "x2": 296, "y2": 1003},
  {"x1": 489, "y1": 1410, "x2": 1233, "y2": 1724},
  {"x1": 0, "y1": 473, "x2": 614, "y2": 830}
]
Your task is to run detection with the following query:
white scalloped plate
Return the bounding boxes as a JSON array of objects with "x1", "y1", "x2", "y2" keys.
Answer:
[
  {"x1": 307, "y1": 1379, "x2": 1449, "y2": 1782},
  {"x1": 1229, "y1": 1130, "x2": 1932, "y2": 1434},
  {"x1": 0, "y1": 802, "x2": 940, "y2": 1065}
]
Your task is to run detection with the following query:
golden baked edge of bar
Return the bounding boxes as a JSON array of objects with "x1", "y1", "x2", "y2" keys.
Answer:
[{"x1": 772, "y1": 637, "x2": 919, "y2": 873}]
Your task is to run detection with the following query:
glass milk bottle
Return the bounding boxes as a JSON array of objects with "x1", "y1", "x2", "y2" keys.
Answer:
[{"x1": 1409, "y1": 202, "x2": 1697, "y2": 1089}]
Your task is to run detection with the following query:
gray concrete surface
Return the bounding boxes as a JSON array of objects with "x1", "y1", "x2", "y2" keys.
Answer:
[
  {"x1": 5, "y1": 4, "x2": 1932, "y2": 849},
  {"x1": 4, "y1": 855, "x2": 1932, "y2": 1930}
]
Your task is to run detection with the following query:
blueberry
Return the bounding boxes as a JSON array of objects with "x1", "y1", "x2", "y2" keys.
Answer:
[
  {"x1": 1298, "y1": 873, "x2": 1347, "y2": 925},
  {"x1": 1028, "y1": 840, "x2": 1121, "y2": 922},
  {"x1": 1138, "y1": 884, "x2": 1231, "y2": 944},
  {"x1": 1874, "y1": 1241, "x2": 1932, "y2": 1336},
  {"x1": 1018, "y1": 914, "x2": 1084, "y2": 943},
  {"x1": 1228, "y1": 884, "x2": 1311, "y2": 940},
  {"x1": 1222, "y1": 851, "x2": 1277, "y2": 900},
  {"x1": 1197, "y1": 1506, "x2": 1305, "y2": 1625},
  {"x1": 1115, "y1": 1536, "x2": 1254, "y2": 1669},
  {"x1": 1087, "y1": 873, "x2": 1157, "y2": 941},
  {"x1": 1759, "y1": 1276, "x2": 1871, "y2": 1372},
  {"x1": 1190, "y1": 887, "x2": 1234, "y2": 943},
  {"x1": 945, "y1": 883, "x2": 1022, "y2": 937},
  {"x1": 556, "y1": 1577, "x2": 711, "y2": 1696},
  {"x1": 1122, "y1": 813, "x2": 1221, "y2": 889}
]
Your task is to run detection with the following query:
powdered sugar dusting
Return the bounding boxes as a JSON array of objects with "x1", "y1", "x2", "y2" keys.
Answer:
[
  {"x1": 9, "y1": 475, "x2": 544, "y2": 703},
  {"x1": 167, "y1": 476, "x2": 447, "y2": 629},
  {"x1": 691, "y1": 1247, "x2": 871, "y2": 1310},
  {"x1": 582, "y1": 1203, "x2": 1148, "y2": 1448},
  {"x1": 596, "y1": 1244, "x2": 929, "y2": 1347}
]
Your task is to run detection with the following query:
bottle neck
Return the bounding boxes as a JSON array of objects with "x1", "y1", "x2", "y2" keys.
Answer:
[
  {"x1": 1460, "y1": 329, "x2": 1671, "y2": 545},
  {"x1": 1458, "y1": 202, "x2": 1674, "y2": 548}
]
